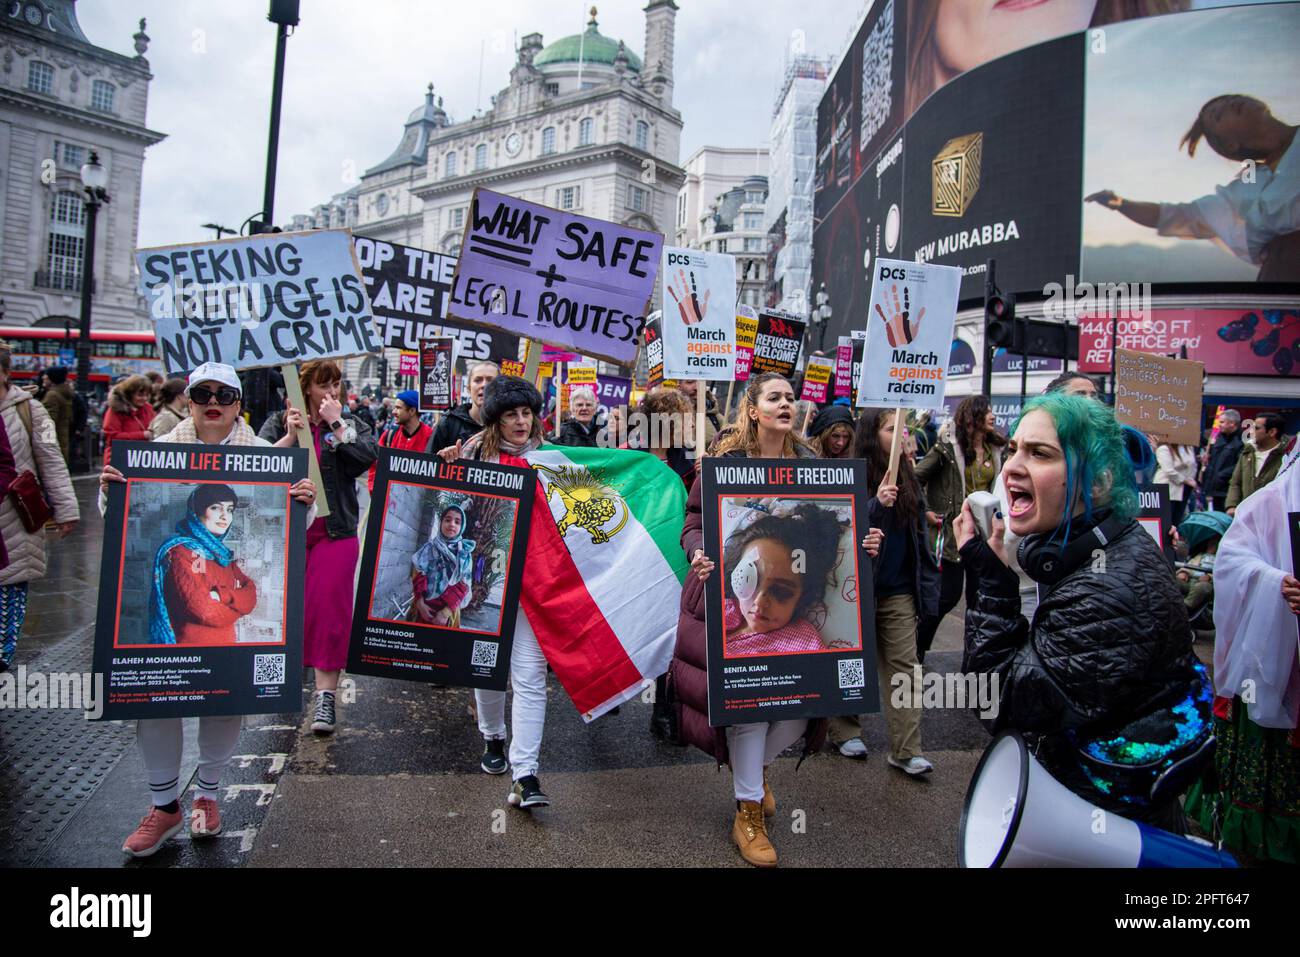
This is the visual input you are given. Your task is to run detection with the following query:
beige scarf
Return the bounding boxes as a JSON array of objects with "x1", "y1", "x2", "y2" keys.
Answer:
[{"x1": 161, "y1": 415, "x2": 262, "y2": 446}]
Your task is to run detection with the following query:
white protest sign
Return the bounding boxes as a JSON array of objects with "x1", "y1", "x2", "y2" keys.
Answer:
[
  {"x1": 660, "y1": 246, "x2": 737, "y2": 380},
  {"x1": 137, "y1": 229, "x2": 380, "y2": 374},
  {"x1": 855, "y1": 259, "x2": 961, "y2": 409}
]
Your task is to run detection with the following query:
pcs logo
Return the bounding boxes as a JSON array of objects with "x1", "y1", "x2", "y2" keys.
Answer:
[{"x1": 666, "y1": 252, "x2": 700, "y2": 267}]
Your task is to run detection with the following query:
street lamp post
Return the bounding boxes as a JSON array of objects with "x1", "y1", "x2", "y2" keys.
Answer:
[{"x1": 76, "y1": 151, "x2": 110, "y2": 470}]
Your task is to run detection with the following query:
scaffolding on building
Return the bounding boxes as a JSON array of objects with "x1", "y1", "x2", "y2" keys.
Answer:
[{"x1": 765, "y1": 54, "x2": 830, "y2": 319}]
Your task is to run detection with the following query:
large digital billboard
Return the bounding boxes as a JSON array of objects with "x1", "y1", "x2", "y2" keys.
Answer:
[{"x1": 814, "y1": 1, "x2": 1300, "y2": 334}]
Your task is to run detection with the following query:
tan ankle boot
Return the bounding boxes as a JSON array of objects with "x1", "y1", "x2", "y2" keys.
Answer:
[
  {"x1": 761, "y1": 767, "x2": 775, "y2": 818},
  {"x1": 732, "y1": 800, "x2": 778, "y2": 867}
]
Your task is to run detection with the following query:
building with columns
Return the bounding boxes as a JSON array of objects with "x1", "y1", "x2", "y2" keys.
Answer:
[
  {"x1": 0, "y1": 1, "x2": 164, "y2": 332},
  {"x1": 287, "y1": 3, "x2": 685, "y2": 389}
]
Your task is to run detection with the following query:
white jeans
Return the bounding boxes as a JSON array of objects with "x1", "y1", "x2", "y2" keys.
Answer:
[
  {"x1": 136, "y1": 715, "x2": 243, "y2": 806},
  {"x1": 726, "y1": 719, "x2": 808, "y2": 802},
  {"x1": 474, "y1": 616, "x2": 548, "y2": 781}
]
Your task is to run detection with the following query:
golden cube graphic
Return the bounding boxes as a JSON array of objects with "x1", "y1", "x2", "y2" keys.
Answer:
[{"x1": 931, "y1": 133, "x2": 983, "y2": 217}]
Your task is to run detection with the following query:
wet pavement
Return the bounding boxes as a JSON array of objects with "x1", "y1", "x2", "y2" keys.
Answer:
[{"x1": 6, "y1": 476, "x2": 995, "y2": 868}]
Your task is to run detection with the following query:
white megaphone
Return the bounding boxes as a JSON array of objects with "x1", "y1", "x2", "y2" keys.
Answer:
[{"x1": 959, "y1": 731, "x2": 1236, "y2": 868}]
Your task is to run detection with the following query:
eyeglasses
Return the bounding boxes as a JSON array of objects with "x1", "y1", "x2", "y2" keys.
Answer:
[{"x1": 190, "y1": 385, "x2": 240, "y2": 406}]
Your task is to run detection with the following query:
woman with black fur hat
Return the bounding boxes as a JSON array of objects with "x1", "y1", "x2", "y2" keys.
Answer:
[{"x1": 436, "y1": 375, "x2": 559, "y2": 810}]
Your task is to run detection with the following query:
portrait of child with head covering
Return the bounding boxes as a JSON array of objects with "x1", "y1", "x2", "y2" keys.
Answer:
[{"x1": 367, "y1": 483, "x2": 520, "y2": 635}]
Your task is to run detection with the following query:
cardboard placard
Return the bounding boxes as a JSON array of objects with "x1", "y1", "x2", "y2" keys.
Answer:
[
  {"x1": 834, "y1": 335, "x2": 854, "y2": 397},
  {"x1": 801, "y1": 356, "x2": 836, "y2": 403},
  {"x1": 1114, "y1": 349, "x2": 1205, "y2": 446},
  {"x1": 701, "y1": 459, "x2": 878, "y2": 726},
  {"x1": 644, "y1": 315, "x2": 665, "y2": 389},
  {"x1": 735, "y1": 307, "x2": 759, "y2": 383},
  {"x1": 349, "y1": 449, "x2": 534, "y2": 689},
  {"x1": 419, "y1": 337, "x2": 456, "y2": 412},
  {"x1": 855, "y1": 259, "x2": 961, "y2": 409},
  {"x1": 91, "y1": 442, "x2": 309, "y2": 720},
  {"x1": 499, "y1": 359, "x2": 525, "y2": 378},
  {"x1": 447, "y1": 188, "x2": 662, "y2": 364},
  {"x1": 137, "y1": 229, "x2": 379, "y2": 374},
  {"x1": 566, "y1": 363, "x2": 598, "y2": 385},
  {"x1": 751, "y1": 310, "x2": 807, "y2": 378},
  {"x1": 661, "y1": 246, "x2": 737, "y2": 380},
  {"x1": 398, "y1": 351, "x2": 418, "y2": 376},
  {"x1": 353, "y1": 235, "x2": 517, "y2": 360}
]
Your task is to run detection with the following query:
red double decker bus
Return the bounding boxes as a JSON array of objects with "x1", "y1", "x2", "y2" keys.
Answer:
[{"x1": 0, "y1": 327, "x2": 162, "y2": 399}]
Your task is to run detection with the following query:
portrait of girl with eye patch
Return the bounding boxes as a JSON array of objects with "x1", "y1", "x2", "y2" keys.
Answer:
[{"x1": 720, "y1": 502, "x2": 852, "y2": 658}]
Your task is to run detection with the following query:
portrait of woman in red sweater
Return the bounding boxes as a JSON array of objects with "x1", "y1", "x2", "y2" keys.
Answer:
[{"x1": 145, "y1": 483, "x2": 257, "y2": 647}]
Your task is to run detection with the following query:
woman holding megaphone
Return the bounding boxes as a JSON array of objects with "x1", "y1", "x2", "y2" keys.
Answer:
[{"x1": 953, "y1": 392, "x2": 1208, "y2": 831}]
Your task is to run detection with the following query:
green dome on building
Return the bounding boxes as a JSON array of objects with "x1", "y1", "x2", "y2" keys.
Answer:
[{"x1": 534, "y1": 8, "x2": 642, "y2": 73}]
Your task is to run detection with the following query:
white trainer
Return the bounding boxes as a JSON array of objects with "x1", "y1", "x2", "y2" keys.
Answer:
[{"x1": 887, "y1": 754, "x2": 934, "y2": 776}]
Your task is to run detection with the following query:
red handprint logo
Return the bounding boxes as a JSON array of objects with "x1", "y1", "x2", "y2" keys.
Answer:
[
  {"x1": 875, "y1": 284, "x2": 925, "y2": 348},
  {"x1": 666, "y1": 269, "x2": 710, "y2": 326}
]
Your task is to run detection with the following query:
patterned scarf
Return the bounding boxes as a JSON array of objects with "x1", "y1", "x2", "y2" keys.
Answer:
[
  {"x1": 148, "y1": 499, "x2": 235, "y2": 645},
  {"x1": 461, "y1": 430, "x2": 542, "y2": 461},
  {"x1": 412, "y1": 505, "x2": 475, "y2": 599}
]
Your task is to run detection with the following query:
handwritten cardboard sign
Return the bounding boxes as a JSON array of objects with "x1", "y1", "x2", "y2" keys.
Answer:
[
  {"x1": 138, "y1": 229, "x2": 379, "y2": 374},
  {"x1": 1114, "y1": 348, "x2": 1204, "y2": 446},
  {"x1": 447, "y1": 188, "x2": 662, "y2": 364},
  {"x1": 353, "y1": 235, "x2": 516, "y2": 361}
]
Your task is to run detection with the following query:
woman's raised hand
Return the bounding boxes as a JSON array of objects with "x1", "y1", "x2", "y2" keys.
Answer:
[
  {"x1": 690, "y1": 548, "x2": 714, "y2": 582},
  {"x1": 861, "y1": 528, "x2": 884, "y2": 558},
  {"x1": 437, "y1": 440, "x2": 463, "y2": 464},
  {"x1": 318, "y1": 394, "x2": 342, "y2": 425},
  {"x1": 876, "y1": 482, "x2": 898, "y2": 508}
]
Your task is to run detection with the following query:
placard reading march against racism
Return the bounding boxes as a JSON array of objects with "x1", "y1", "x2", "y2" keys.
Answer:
[
  {"x1": 661, "y1": 246, "x2": 736, "y2": 380},
  {"x1": 418, "y1": 337, "x2": 456, "y2": 412},
  {"x1": 751, "y1": 310, "x2": 807, "y2": 378},
  {"x1": 353, "y1": 235, "x2": 517, "y2": 361},
  {"x1": 855, "y1": 259, "x2": 961, "y2": 409},
  {"x1": 138, "y1": 229, "x2": 380, "y2": 374},
  {"x1": 92, "y1": 442, "x2": 309, "y2": 721},
  {"x1": 350, "y1": 449, "x2": 535, "y2": 691},
  {"x1": 1114, "y1": 349, "x2": 1205, "y2": 447},
  {"x1": 448, "y1": 188, "x2": 662, "y2": 365},
  {"x1": 701, "y1": 459, "x2": 878, "y2": 726}
]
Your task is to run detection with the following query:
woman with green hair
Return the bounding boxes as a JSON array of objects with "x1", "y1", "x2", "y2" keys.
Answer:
[{"x1": 953, "y1": 392, "x2": 1207, "y2": 831}]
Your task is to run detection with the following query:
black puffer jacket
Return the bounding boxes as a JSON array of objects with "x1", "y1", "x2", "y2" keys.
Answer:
[
  {"x1": 424, "y1": 403, "x2": 483, "y2": 455},
  {"x1": 1203, "y1": 430, "x2": 1243, "y2": 499},
  {"x1": 960, "y1": 514, "x2": 1199, "y2": 819},
  {"x1": 259, "y1": 410, "x2": 377, "y2": 539},
  {"x1": 557, "y1": 418, "x2": 600, "y2": 448}
]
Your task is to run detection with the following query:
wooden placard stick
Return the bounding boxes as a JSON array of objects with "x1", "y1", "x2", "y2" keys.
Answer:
[
  {"x1": 522, "y1": 338, "x2": 543, "y2": 386},
  {"x1": 281, "y1": 362, "x2": 330, "y2": 519},
  {"x1": 884, "y1": 404, "x2": 904, "y2": 489},
  {"x1": 801, "y1": 403, "x2": 815, "y2": 436},
  {"x1": 696, "y1": 384, "x2": 707, "y2": 460}
]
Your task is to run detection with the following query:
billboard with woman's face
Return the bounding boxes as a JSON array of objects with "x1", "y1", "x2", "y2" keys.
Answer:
[{"x1": 814, "y1": 0, "x2": 1298, "y2": 331}]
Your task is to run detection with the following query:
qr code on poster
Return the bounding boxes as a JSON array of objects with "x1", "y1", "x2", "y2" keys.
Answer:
[
  {"x1": 253, "y1": 654, "x2": 286, "y2": 685},
  {"x1": 471, "y1": 641, "x2": 499, "y2": 668},
  {"x1": 838, "y1": 658, "x2": 866, "y2": 690}
]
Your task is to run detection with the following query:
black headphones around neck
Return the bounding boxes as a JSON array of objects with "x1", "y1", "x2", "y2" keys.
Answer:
[{"x1": 1017, "y1": 515, "x2": 1130, "y2": 586}]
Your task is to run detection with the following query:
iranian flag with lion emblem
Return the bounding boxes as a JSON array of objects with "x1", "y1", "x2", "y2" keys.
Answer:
[{"x1": 521, "y1": 445, "x2": 689, "y2": 721}]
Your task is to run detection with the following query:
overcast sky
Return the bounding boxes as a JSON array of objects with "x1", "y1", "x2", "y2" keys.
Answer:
[{"x1": 77, "y1": 0, "x2": 864, "y2": 249}]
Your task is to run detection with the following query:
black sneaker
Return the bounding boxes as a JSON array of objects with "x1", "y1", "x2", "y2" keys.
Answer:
[
  {"x1": 480, "y1": 737, "x2": 508, "y2": 775},
  {"x1": 507, "y1": 775, "x2": 550, "y2": 809}
]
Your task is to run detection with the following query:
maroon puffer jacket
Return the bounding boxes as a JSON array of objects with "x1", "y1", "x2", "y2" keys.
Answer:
[{"x1": 667, "y1": 463, "x2": 828, "y2": 765}]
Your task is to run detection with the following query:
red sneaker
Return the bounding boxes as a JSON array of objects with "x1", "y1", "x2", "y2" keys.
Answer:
[
  {"x1": 121, "y1": 806, "x2": 184, "y2": 858},
  {"x1": 190, "y1": 796, "x2": 222, "y2": 837}
]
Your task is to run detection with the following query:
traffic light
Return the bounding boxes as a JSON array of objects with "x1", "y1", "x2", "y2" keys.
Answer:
[{"x1": 986, "y1": 291, "x2": 1017, "y2": 349}]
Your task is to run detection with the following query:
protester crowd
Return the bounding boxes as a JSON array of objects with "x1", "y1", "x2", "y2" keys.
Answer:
[{"x1": 0, "y1": 336, "x2": 1275, "y2": 869}]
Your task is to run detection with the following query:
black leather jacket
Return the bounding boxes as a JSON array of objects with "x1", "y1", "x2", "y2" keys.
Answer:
[
  {"x1": 1204, "y1": 431, "x2": 1243, "y2": 499},
  {"x1": 259, "y1": 410, "x2": 377, "y2": 538},
  {"x1": 960, "y1": 514, "x2": 1199, "y2": 817}
]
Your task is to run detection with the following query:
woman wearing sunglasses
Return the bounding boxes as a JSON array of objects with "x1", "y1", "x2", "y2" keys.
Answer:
[{"x1": 99, "y1": 362, "x2": 317, "y2": 859}]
